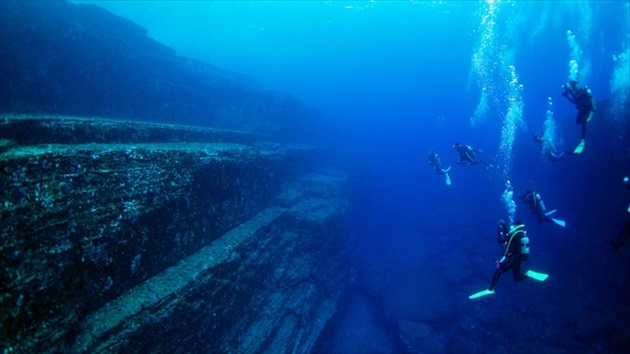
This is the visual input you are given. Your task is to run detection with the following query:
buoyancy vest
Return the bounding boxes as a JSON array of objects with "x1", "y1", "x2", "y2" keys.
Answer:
[{"x1": 504, "y1": 224, "x2": 526, "y2": 257}]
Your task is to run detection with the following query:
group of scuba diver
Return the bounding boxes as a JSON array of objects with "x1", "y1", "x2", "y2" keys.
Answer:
[
  {"x1": 429, "y1": 80, "x2": 595, "y2": 179},
  {"x1": 426, "y1": 80, "x2": 630, "y2": 299},
  {"x1": 426, "y1": 143, "x2": 493, "y2": 186},
  {"x1": 467, "y1": 189, "x2": 568, "y2": 299}
]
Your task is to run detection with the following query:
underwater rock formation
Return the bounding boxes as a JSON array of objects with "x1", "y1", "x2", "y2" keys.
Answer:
[
  {"x1": 0, "y1": 0, "x2": 308, "y2": 139},
  {"x1": 0, "y1": 115, "x2": 353, "y2": 353}
]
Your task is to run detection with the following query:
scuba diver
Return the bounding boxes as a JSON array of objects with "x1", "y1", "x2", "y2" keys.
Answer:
[
  {"x1": 427, "y1": 150, "x2": 452, "y2": 185},
  {"x1": 533, "y1": 133, "x2": 565, "y2": 163},
  {"x1": 610, "y1": 176, "x2": 630, "y2": 251},
  {"x1": 453, "y1": 143, "x2": 494, "y2": 168},
  {"x1": 562, "y1": 80, "x2": 595, "y2": 155},
  {"x1": 519, "y1": 190, "x2": 566, "y2": 227},
  {"x1": 469, "y1": 220, "x2": 548, "y2": 299}
]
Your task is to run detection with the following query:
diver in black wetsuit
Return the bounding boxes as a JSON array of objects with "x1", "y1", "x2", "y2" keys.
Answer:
[
  {"x1": 533, "y1": 133, "x2": 565, "y2": 162},
  {"x1": 489, "y1": 220, "x2": 529, "y2": 291},
  {"x1": 562, "y1": 80, "x2": 595, "y2": 154},
  {"x1": 519, "y1": 190, "x2": 566, "y2": 227},
  {"x1": 611, "y1": 176, "x2": 630, "y2": 251},
  {"x1": 427, "y1": 150, "x2": 452, "y2": 185},
  {"x1": 469, "y1": 220, "x2": 548, "y2": 299},
  {"x1": 453, "y1": 143, "x2": 493, "y2": 168}
]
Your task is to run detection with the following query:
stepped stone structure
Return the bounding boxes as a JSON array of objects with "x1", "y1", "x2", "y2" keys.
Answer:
[
  {"x1": 0, "y1": 1, "x2": 310, "y2": 139},
  {"x1": 0, "y1": 115, "x2": 353, "y2": 353}
]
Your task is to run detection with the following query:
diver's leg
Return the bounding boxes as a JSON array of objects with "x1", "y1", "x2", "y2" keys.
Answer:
[
  {"x1": 581, "y1": 120, "x2": 587, "y2": 140},
  {"x1": 489, "y1": 258, "x2": 512, "y2": 291},
  {"x1": 512, "y1": 258, "x2": 527, "y2": 282},
  {"x1": 536, "y1": 209, "x2": 546, "y2": 224},
  {"x1": 572, "y1": 111, "x2": 588, "y2": 154}
]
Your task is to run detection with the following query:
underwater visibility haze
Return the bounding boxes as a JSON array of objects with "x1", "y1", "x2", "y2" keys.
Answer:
[{"x1": 2, "y1": 0, "x2": 630, "y2": 352}]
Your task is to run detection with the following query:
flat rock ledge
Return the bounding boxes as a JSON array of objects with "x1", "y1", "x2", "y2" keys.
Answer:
[{"x1": 1, "y1": 115, "x2": 353, "y2": 353}]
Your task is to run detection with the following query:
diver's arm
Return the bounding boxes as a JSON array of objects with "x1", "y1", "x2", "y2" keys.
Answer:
[
  {"x1": 497, "y1": 221, "x2": 508, "y2": 244},
  {"x1": 562, "y1": 84, "x2": 576, "y2": 103}
]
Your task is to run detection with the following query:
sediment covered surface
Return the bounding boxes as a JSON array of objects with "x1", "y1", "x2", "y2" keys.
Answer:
[{"x1": 0, "y1": 115, "x2": 353, "y2": 353}]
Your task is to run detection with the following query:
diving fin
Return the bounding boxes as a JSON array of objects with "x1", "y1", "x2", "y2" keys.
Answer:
[
  {"x1": 468, "y1": 289, "x2": 494, "y2": 299},
  {"x1": 573, "y1": 139, "x2": 585, "y2": 155},
  {"x1": 444, "y1": 173, "x2": 451, "y2": 186},
  {"x1": 544, "y1": 209, "x2": 557, "y2": 216},
  {"x1": 551, "y1": 218, "x2": 566, "y2": 227},
  {"x1": 525, "y1": 270, "x2": 549, "y2": 281}
]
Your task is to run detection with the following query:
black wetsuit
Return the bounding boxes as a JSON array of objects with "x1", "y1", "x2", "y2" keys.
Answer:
[
  {"x1": 534, "y1": 134, "x2": 564, "y2": 162},
  {"x1": 455, "y1": 144, "x2": 476, "y2": 165},
  {"x1": 564, "y1": 84, "x2": 595, "y2": 140},
  {"x1": 454, "y1": 144, "x2": 492, "y2": 168},
  {"x1": 427, "y1": 151, "x2": 445, "y2": 176},
  {"x1": 489, "y1": 222, "x2": 528, "y2": 291},
  {"x1": 521, "y1": 191, "x2": 550, "y2": 225}
]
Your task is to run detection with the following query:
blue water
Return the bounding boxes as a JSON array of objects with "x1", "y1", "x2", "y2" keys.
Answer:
[{"x1": 74, "y1": 1, "x2": 630, "y2": 352}]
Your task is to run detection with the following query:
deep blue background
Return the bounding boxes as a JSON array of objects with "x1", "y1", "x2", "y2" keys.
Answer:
[{"x1": 72, "y1": 1, "x2": 630, "y2": 351}]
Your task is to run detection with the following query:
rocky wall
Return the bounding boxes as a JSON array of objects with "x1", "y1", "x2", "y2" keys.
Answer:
[
  {"x1": 0, "y1": 1, "x2": 309, "y2": 139},
  {"x1": 0, "y1": 115, "x2": 353, "y2": 353}
]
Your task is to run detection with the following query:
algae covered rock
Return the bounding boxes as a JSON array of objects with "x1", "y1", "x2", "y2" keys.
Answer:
[{"x1": 1, "y1": 115, "x2": 352, "y2": 353}]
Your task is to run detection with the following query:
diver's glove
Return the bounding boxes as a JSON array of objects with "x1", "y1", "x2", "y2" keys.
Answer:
[{"x1": 495, "y1": 256, "x2": 506, "y2": 269}]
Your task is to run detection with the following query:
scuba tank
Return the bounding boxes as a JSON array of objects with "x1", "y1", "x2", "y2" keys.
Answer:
[
  {"x1": 503, "y1": 223, "x2": 528, "y2": 260},
  {"x1": 520, "y1": 235, "x2": 530, "y2": 261}
]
